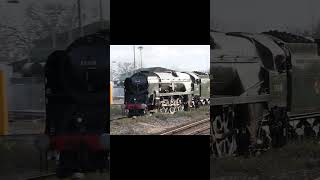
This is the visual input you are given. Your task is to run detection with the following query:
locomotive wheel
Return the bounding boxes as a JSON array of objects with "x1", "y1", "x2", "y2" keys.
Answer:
[
  {"x1": 212, "y1": 106, "x2": 237, "y2": 157},
  {"x1": 255, "y1": 119, "x2": 272, "y2": 153},
  {"x1": 202, "y1": 100, "x2": 207, "y2": 105},
  {"x1": 160, "y1": 106, "x2": 167, "y2": 113},
  {"x1": 210, "y1": 128, "x2": 216, "y2": 157},
  {"x1": 128, "y1": 110, "x2": 137, "y2": 117},
  {"x1": 169, "y1": 106, "x2": 176, "y2": 114},
  {"x1": 57, "y1": 151, "x2": 75, "y2": 178},
  {"x1": 178, "y1": 105, "x2": 184, "y2": 112},
  {"x1": 267, "y1": 107, "x2": 288, "y2": 148},
  {"x1": 139, "y1": 109, "x2": 146, "y2": 116},
  {"x1": 291, "y1": 118, "x2": 320, "y2": 139},
  {"x1": 313, "y1": 118, "x2": 320, "y2": 137}
]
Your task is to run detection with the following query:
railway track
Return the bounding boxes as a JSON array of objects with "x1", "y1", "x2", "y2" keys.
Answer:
[
  {"x1": 23, "y1": 172, "x2": 56, "y2": 180},
  {"x1": 111, "y1": 116, "x2": 127, "y2": 121},
  {"x1": 157, "y1": 118, "x2": 210, "y2": 135}
]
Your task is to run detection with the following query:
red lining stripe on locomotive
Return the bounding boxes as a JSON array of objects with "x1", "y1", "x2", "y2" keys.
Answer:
[
  {"x1": 125, "y1": 103, "x2": 147, "y2": 110},
  {"x1": 51, "y1": 134, "x2": 104, "y2": 151}
]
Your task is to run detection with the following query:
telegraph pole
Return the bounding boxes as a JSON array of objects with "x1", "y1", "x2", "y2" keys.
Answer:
[
  {"x1": 0, "y1": 70, "x2": 8, "y2": 135},
  {"x1": 138, "y1": 46, "x2": 143, "y2": 68},
  {"x1": 133, "y1": 45, "x2": 136, "y2": 70},
  {"x1": 77, "y1": 0, "x2": 83, "y2": 36},
  {"x1": 308, "y1": 0, "x2": 315, "y2": 36},
  {"x1": 99, "y1": 0, "x2": 104, "y2": 29}
]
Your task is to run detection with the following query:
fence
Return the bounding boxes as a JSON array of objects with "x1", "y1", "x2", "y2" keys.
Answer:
[{"x1": 7, "y1": 77, "x2": 45, "y2": 111}]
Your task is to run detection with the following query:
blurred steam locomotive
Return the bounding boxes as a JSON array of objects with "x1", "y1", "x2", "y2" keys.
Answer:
[
  {"x1": 44, "y1": 30, "x2": 110, "y2": 177},
  {"x1": 210, "y1": 30, "x2": 320, "y2": 157},
  {"x1": 124, "y1": 67, "x2": 210, "y2": 117}
]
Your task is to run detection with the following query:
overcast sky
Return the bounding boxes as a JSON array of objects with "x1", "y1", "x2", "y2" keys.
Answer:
[
  {"x1": 110, "y1": 45, "x2": 210, "y2": 72},
  {"x1": 211, "y1": 0, "x2": 319, "y2": 33}
]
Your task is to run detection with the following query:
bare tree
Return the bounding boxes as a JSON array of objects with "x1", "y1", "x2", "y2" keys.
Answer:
[
  {"x1": 25, "y1": 2, "x2": 77, "y2": 47},
  {"x1": 204, "y1": 68, "x2": 210, "y2": 74},
  {"x1": 0, "y1": 20, "x2": 32, "y2": 62},
  {"x1": 289, "y1": 27, "x2": 313, "y2": 37},
  {"x1": 0, "y1": 1, "x2": 77, "y2": 63},
  {"x1": 112, "y1": 62, "x2": 134, "y2": 81}
]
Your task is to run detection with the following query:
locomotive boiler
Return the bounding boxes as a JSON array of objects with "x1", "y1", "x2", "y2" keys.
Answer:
[
  {"x1": 124, "y1": 68, "x2": 210, "y2": 117},
  {"x1": 210, "y1": 30, "x2": 320, "y2": 157},
  {"x1": 45, "y1": 30, "x2": 110, "y2": 177}
]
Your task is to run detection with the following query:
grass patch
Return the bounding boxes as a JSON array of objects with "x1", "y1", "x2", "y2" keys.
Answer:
[
  {"x1": 0, "y1": 140, "x2": 55, "y2": 176},
  {"x1": 110, "y1": 105, "x2": 124, "y2": 116},
  {"x1": 211, "y1": 139, "x2": 320, "y2": 178},
  {"x1": 154, "y1": 113, "x2": 169, "y2": 121},
  {"x1": 122, "y1": 115, "x2": 150, "y2": 124},
  {"x1": 0, "y1": 140, "x2": 17, "y2": 151}
]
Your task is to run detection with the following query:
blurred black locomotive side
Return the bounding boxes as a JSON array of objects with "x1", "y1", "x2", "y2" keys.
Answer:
[
  {"x1": 211, "y1": 30, "x2": 320, "y2": 157},
  {"x1": 44, "y1": 30, "x2": 110, "y2": 177}
]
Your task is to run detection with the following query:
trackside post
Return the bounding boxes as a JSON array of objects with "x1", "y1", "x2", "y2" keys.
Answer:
[{"x1": 0, "y1": 70, "x2": 8, "y2": 135}]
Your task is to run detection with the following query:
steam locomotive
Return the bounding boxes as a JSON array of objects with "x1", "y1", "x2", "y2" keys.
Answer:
[
  {"x1": 210, "y1": 30, "x2": 320, "y2": 157},
  {"x1": 44, "y1": 30, "x2": 110, "y2": 177},
  {"x1": 124, "y1": 67, "x2": 210, "y2": 117}
]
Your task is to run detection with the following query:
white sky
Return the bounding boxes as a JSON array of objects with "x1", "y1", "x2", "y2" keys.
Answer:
[
  {"x1": 110, "y1": 45, "x2": 210, "y2": 72},
  {"x1": 211, "y1": 0, "x2": 319, "y2": 33}
]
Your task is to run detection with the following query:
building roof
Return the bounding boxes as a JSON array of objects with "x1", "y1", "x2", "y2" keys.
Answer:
[{"x1": 137, "y1": 67, "x2": 174, "y2": 72}]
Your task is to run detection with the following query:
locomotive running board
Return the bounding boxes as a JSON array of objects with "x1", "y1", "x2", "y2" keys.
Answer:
[
  {"x1": 210, "y1": 94, "x2": 270, "y2": 106},
  {"x1": 158, "y1": 91, "x2": 194, "y2": 96},
  {"x1": 288, "y1": 112, "x2": 320, "y2": 120}
]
